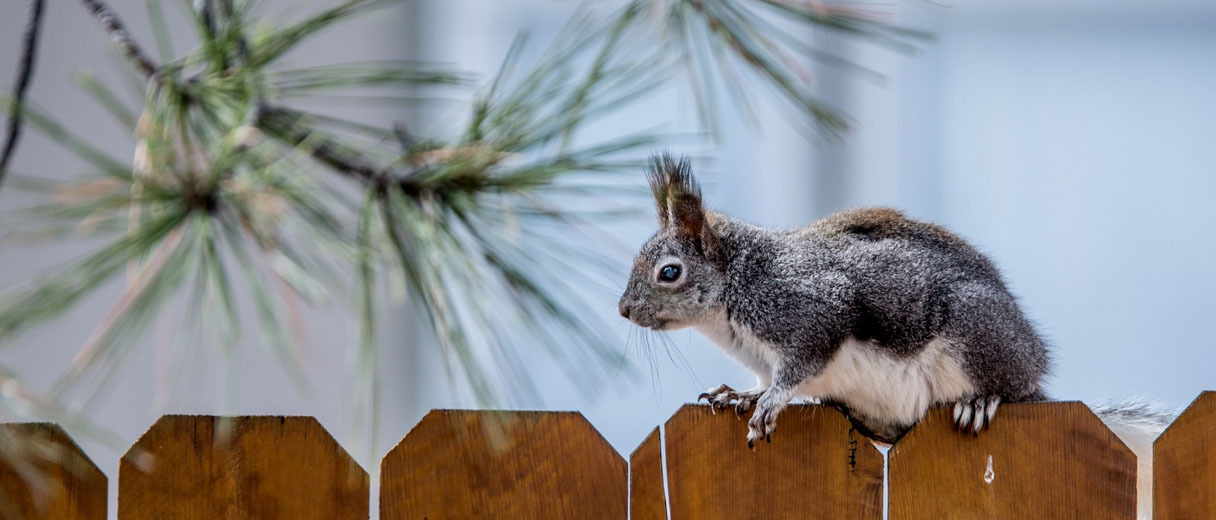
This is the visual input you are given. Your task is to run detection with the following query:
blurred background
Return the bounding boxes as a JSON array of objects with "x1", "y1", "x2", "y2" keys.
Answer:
[{"x1": 1, "y1": 0, "x2": 1214, "y2": 517}]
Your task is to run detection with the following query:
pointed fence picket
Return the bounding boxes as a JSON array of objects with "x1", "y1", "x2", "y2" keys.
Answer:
[
  {"x1": 655, "y1": 404, "x2": 884, "y2": 520},
  {"x1": 379, "y1": 410, "x2": 626, "y2": 519},
  {"x1": 117, "y1": 415, "x2": 367, "y2": 519},
  {"x1": 0, "y1": 394, "x2": 1213, "y2": 519},
  {"x1": 0, "y1": 423, "x2": 105, "y2": 520},
  {"x1": 888, "y1": 401, "x2": 1137, "y2": 519},
  {"x1": 628, "y1": 427, "x2": 665, "y2": 520},
  {"x1": 1153, "y1": 391, "x2": 1216, "y2": 520}
]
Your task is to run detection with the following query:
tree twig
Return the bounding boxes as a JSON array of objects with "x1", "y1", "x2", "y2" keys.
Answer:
[
  {"x1": 79, "y1": 0, "x2": 162, "y2": 79},
  {"x1": 0, "y1": 0, "x2": 46, "y2": 188},
  {"x1": 256, "y1": 105, "x2": 388, "y2": 182},
  {"x1": 392, "y1": 122, "x2": 415, "y2": 152},
  {"x1": 199, "y1": 0, "x2": 217, "y2": 43},
  {"x1": 218, "y1": 0, "x2": 251, "y2": 63},
  {"x1": 256, "y1": 106, "x2": 494, "y2": 198}
]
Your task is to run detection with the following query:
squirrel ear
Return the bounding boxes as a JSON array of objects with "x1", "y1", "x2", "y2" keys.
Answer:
[
  {"x1": 700, "y1": 212, "x2": 725, "y2": 264},
  {"x1": 668, "y1": 192, "x2": 705, "y2": 238},
  {"x1": 673, "y1": 197, "x2": 725, "y2": 264}
]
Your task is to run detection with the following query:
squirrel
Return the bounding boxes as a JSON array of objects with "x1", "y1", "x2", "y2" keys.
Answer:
[{"x1": 618, "y1": 154, "x2": 1171, "y2": 518}]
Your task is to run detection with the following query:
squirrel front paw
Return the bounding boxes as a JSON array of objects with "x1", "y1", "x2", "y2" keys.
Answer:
[
  {"x1": 697, "y1": 383, "x2": 765, "y2": 416},
  {"x1": 745, "y1": 389, "x2": 792, "y2": 449},
  {"x1": 953, "y1": 395, "x2": 1002, "y2": 435}
]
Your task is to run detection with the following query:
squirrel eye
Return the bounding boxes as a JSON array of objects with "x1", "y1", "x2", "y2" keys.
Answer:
[{"x1": 658, "y1": 264, "x2": 681, "y2": 282}]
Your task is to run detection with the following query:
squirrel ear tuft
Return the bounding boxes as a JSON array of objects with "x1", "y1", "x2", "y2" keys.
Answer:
[{"x1": 646, "y1": 153, "x2": 700, "y2": 232}]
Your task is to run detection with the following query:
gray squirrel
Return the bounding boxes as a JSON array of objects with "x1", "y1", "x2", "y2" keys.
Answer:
[{"x1": 618, "y1": 154, "x2": 1171, "y2": 517}]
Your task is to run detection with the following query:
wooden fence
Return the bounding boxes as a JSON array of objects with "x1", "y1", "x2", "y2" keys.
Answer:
[{"x1": 1, "y1": 392, "x2": 1212, "y2": 519}]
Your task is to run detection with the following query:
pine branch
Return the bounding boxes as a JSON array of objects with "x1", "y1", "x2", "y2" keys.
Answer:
[{"x1": 0, "y1": 0, "x2": 46, "y2": 187}]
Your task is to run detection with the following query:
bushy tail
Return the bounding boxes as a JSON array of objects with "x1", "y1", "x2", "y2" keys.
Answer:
[{"x1": 1093, "y1": 399, "x2": 1178, "y2": 520}]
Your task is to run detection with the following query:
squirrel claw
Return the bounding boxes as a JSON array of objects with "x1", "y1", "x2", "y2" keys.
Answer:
[
  {"x1": 698, "y1": 384, "x2": 734, "y2": 407},
  {"x1": 953, "y1": 395, "x2": 1001, "y2": 435},
  {"x1": 698, "y1": 383, "x2": 764, "y2": 418}
]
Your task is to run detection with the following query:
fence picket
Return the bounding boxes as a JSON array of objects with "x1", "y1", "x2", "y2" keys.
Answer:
[
  {"x1": 379, "y1": 410, "x2": 626, "y2": 519},
  {"x1": 662, "y1": 404, "x2": 883, "y2": 520},
  {"x1": 629, "y1": 426, "x2": 666, "y2": 520},
  {"x1": 888, "y1": 401, "x2": 1136, "y2": 519},
  {"x1": 117, "y1": 415, "x2": 367, "y2": 519},
  {"x1": 1154, "y1": 391, "x2": 1215, "y2": 519},
  {"x1": 0, "y1": 423, "x2": 106, "y2": 519}
]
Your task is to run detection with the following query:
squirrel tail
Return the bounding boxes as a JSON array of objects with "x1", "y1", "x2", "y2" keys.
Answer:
[{"x1": 1093, "y1": 398, "x2": 1178, "y2": 520}]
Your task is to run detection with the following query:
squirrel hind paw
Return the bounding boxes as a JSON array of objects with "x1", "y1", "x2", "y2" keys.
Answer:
[{"x1": 953, "y1": 395, "x2": 1002, "y2": 435}]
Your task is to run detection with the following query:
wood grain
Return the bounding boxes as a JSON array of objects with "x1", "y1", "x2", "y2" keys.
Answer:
[
  {"x1": 629, "y1": 426, "x2": 666, "y2": 520},
  {"x1": 888, "y1": 401, "x2": 1136, "y2": 519},
  {"x1": 1154, "y1": 391, "x2": 1215, "y2": 520},
  {"x1": 379, "y1": 410, "x2": 626, "y2": 519},
  {"x1": 0, "y1": 423, "x2": 106, "y2": 520},
  {"x1": 663, "y1": 404, "x2": 883, "y2": 520},
  {"x1": 118, "y1": 415, "x2": 368, "y2": 519}
]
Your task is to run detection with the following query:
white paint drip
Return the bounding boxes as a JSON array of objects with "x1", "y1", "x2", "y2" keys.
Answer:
[{"x1": 984, "y1": 454, "x2": 995, "y2": 484}]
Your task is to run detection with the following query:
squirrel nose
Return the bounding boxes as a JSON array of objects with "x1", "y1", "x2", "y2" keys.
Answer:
[{"x1": 618, "y1": 302, "x2": 632, "y2": 319}]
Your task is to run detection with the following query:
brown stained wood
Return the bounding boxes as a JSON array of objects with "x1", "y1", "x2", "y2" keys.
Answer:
[
  {"x1": 888, "y1": 401, "x2": 1136, "y2": 520},
  {"x1": 380, "y1": 410, "x2": 626, "y2": 519},
  {"x1": 663, "y1": 404, "x2": 883, "y2": 520},
  {"x1": 0, "y1": 423, "x2": 106, "y2": 520},
  {"x1": 629, "y1": 427, "x2": 666, "y2": 520},
  {"x1": 118, "y1": 415, "x2": 367, "y2": 519},
  {"x1": 1154, "y1": 391, "x2": 1216, "y2": 520}
]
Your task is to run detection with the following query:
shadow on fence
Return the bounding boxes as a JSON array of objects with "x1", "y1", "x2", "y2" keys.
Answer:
[{"x1": 0, "y1": 392, "x2": 1212, "y2": 519}]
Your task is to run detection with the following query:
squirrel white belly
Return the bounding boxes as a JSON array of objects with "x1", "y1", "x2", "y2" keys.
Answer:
[
  {"x1": 619, "y1": 154, "x2": 1172, "y2": 519},
  {"x1": 696, "y1": 307, "x2": 980, "y2": 441}
]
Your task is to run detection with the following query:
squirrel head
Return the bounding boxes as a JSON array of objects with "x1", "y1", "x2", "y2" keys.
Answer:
[{"x1": 618, "y1": 154, "x2": 726, "y2": 330}]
